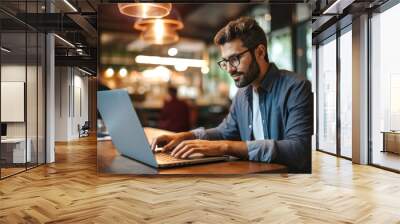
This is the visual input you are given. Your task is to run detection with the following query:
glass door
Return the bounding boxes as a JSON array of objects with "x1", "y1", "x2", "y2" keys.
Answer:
[
  {"x1": 0, "y1": 0, "x2": 46, "y2": 179},
  {"x1": 317, "y1": 36, "x2": 337, "y2": 154},
  {"x1": 370, "y1": 2, "x2": 400, "y2": 171},
  {"x1": 339, "y1": 27, "x2": 352, "y2": 159},
  {"x1": 1, "y1": 30, "x2": 28, "y2": 178}
]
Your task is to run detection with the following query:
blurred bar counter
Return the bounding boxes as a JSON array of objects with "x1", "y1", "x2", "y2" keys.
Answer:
[{"x1": 134, "y1": 96, "x2": 231, "y2": 130}]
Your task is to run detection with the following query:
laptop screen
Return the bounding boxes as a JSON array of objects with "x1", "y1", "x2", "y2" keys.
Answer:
[{"x1": 97, "y1": 89, "x2": 158, "y2": 167}]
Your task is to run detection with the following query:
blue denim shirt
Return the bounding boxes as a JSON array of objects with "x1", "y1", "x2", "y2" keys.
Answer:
[{"x1": 192, "y1": 63, "x2": 313, "y2": 173}]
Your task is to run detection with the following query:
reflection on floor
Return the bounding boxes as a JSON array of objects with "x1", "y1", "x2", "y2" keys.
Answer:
[
  {"x1": 373, "y1": 150, "x2": 400, "y2": 171},
  {"x1": 0, "y1": 167, "x2": 25, "y2": 177},
  {"x1": 0, "y1": 163, "x2": 43, "y2": 179}
]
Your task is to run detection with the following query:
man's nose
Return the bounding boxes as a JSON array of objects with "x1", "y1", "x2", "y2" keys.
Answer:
[{"x1": 227, "y1": 63, "x2": 237, "y2": 74}]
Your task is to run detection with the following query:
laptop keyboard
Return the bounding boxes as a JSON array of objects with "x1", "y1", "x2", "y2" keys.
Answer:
[{"x1": 156, "y1": 152, "x2": 189, "y2": 162}]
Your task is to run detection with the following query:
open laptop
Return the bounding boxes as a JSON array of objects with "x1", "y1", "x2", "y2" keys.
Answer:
[{"x1": 97, "y1": 89, "x2": 228, "y2": 168}]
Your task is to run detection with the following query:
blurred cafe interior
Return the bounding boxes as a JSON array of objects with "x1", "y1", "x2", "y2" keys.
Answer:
[{"x1": 98, "y1": 3, "x2": 312, "y2": 133}]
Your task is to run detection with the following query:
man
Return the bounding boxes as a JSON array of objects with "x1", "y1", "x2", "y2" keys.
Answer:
[
  {"x1": 151, "y1": 17, "x2": 313, "y2": 172},
  {"x1": 158, "y1": 86, "x2": 190, "y2": 132}
]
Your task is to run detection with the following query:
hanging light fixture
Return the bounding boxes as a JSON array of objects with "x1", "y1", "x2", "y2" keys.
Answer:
[
  {"x1": 134, "y1": 9, "x2": 184, "y2": 45},
  {"x1": 118, "y1": 3, "x2": 172, "y2": 19},
  {"x1": 140, "y1": 20, "x2": 180, "y2": 45}
]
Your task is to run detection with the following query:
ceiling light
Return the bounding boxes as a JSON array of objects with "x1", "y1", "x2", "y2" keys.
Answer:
[
  {"x1": 63, "y1": 0, "x2": 78, "y2": 12},
  {"x1": 168, "y1": 47, "x2": 178, "y2": 56},
  {"x1": 119, "y1": 68, "x2": 128, "y2": 78},
  {"x1": 174, "y1": 64, "x2": 187, "y2": 72},
  {"x1": 134, "y1": 11, "x2": 184, "y2": 31},
  {"x1": 135, "y1": 55, "x2": 206, "y2": 68},
  {"x1": 105, "y1": 68, "x2": 114, "y2": 78},
  {"x1": 154, "y1": 19, "x2": 164, "y2": 44},
  {"x1": 201, "y1": 66, "x2": 209, "y2": 74},
  {"x1": 118, "y1": 3, "x2": 172, "y2": 19},
  {"x1": 54, "y1": 34, "x2": 75, "y2": 48},
  {"x1": 1, "y1": 47, "x2": 11, "y2": 53},
  {"x1": 134, "y1": 8, "x2": 183, "y2": 45},
  {"x1": 141, "y1": 23, "x2": 179, "y2": 45}
]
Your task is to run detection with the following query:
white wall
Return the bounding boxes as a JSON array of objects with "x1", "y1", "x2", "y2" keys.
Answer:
[
  {"x1": 55, "y1": 66, "x2": 68, "y2": 141},
  {"x1": 55, "y1": 67, "x2": 89, "y2": 141}
]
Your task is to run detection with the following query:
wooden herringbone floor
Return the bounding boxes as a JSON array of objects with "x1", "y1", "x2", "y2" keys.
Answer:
[{"x1": 1, "y1": 136, "x2": 400, "y2": 223}]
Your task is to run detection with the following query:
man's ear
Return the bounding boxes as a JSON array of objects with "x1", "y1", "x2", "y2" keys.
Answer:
[{"x1": 256, "y1": 44, "x2": 266, "y2": 60}]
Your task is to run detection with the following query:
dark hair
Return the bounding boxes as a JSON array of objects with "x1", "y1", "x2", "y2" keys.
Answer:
[
  {"x1": 214, "y1": 17, "x2": 269, "y2": 63},
  {"x1": 168, "y1": 86, "x2": 178, "y2": 97}
]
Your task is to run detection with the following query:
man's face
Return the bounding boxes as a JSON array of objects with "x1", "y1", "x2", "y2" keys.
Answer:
[{"x1": 219, "y1": 39, "x2": 260, "y2": 88}]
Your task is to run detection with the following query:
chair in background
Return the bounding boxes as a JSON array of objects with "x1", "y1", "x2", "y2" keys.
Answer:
[{"x1": 78, "y1": 121, "x2": 90, "y2": 138}]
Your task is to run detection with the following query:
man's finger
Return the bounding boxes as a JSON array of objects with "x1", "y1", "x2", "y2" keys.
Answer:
[
  {"x1": 171, "y1": 141, "x2": 196, "y2": 158},
  {"x1": 170, "y1": 140, "x2": 188, "y2": 156},
  {"x1": 151, "y1": 135, "x2": 163, "y2": 151},
  {"x1": 181, "y1": 148, "x2": 198, "y2": 159},
  {"x1": 173, "y1": 144, "x2": 193, "y2": 158},
  {"x1": 151, "y1": 138, "x2": 157, "y2": 151},
  {"x1": 162, "y1": 139, "x2": 179, "y2": 152},
  {"x1": 170, "y1": 141, "x2": 181, "y2": 156}
]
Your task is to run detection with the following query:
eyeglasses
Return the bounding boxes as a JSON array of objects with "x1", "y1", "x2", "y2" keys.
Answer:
[{"x1": 217, "y1": 48, "x2": 251, "y2": 70}]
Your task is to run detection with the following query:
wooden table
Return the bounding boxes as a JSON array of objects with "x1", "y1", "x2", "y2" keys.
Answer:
[{"x1": 97, "y1": 128, "x2": 287, "y2": 175}]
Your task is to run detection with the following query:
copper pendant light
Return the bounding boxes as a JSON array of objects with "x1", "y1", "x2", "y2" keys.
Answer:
[
  {"x1": 118, "y1": 3, "x2": 172, "y2": 19},
  {"x1": 140, "y1": 23, "x2": 180, "y2": 45},
  {"x1": 134, "y1": 9, "x2": 183, "y2": 45}
]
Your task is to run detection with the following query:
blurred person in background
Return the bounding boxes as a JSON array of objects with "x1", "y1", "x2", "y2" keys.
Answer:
[
  {"x1": 158, "y1": 86, "x2": 190, "y2": 132},
  {"x1": 152, "y1": 17, "x2": 313, "y2": 173}
]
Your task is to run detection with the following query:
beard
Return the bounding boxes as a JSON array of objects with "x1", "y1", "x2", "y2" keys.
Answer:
[{"x1": 232, "y1": 56, "x2": 260, "y2": 88}]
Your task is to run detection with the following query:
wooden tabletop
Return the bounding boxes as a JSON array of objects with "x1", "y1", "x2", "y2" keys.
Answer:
[{"x1": 97, "y1": 127, "x2": 287, "y2": 175}]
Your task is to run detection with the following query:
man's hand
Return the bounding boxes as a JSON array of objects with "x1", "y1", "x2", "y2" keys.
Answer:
[
  {"x1": 170, "y1": 140, "x2": 249, "y2": 160},
  {"x1": 151, "y1": 131, "x2": 195, "y2": 152},
  {"x1": 170, "y1": 140, "x2": 228, "y2": 159}
]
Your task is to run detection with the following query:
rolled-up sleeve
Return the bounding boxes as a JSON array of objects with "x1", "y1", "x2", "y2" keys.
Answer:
[
  {"x1": 246, "y1": 140, "x2": 277, "y2": 163},
  {"x1": 191, "y1": 97, "x2": 241, "y2": 141},
  {"x1": 246, "y1": 80, "x2": 313, "y2": 172}
]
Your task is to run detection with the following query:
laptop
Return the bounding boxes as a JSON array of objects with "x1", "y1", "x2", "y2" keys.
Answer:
[{"x1": 97, "y1": 89, "x2": 228, "y2": 168}]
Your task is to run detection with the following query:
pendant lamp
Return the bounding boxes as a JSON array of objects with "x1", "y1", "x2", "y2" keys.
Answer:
[
  {"x1": 118, "y1": 3, "x2": 172, "y2": 19},
  {"x1": 134, "y1": 9, "x2": 183, "y2": 45}
]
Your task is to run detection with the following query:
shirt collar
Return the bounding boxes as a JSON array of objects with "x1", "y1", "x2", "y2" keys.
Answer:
[
  {"x1": 258, "y1": 63, "x2": 279, "y2": 93},
  {"x1": 244, "y1": 62, "x2": 279, "y2": 97}
]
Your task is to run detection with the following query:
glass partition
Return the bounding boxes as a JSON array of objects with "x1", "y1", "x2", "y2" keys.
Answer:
[
  {"x1": 371, "y1": 3, "x2": 400, "y2": 171},
  {"x1": 0, "y1": 1, "x2": 46, "y2": 179},
  {"x1": 27, "y1": 30, "x2": 38, "y2": 169},
  {"x1": 37, "y1": 32, "x2": 45, "y2": 165},
  {"x1": 1, "y1": 30, "x2": 28, "y2": 178},
  {"x1": 339, "y1": 28, "x2": 352, "y2": 158},
  {"x1": 317, "y1": 37, "x2": 337, "y2": 154}
]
